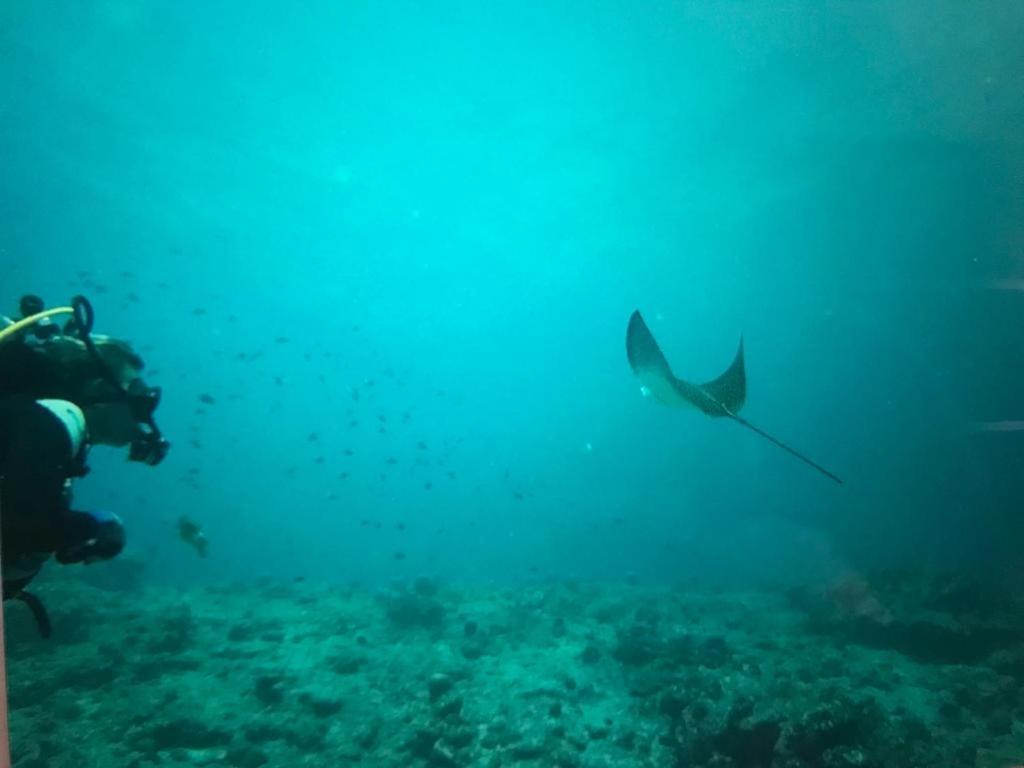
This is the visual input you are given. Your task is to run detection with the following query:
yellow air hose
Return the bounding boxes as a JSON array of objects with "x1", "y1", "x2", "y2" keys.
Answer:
[{"x1": 0, "y1": 306, "x2": 74, "y2": 347}]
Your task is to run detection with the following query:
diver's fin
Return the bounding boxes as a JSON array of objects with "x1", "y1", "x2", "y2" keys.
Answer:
[
  {"x1": 626, "y1": 310, "x2": 842, "y2": 484},
  {"x1": 16, "y1": 591, "x2": 52, "y2": 639}
]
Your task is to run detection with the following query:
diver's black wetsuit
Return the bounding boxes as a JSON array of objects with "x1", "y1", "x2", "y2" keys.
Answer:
[
  {"x1": 0, "y1": 397, "x2": 86, "y2": 598},
  {"x1": 0, "y1": 335, "x2": 68, "y2": 401},
  {"x1": 0, "y1": 323, "x2": 141, "y2": 600}
]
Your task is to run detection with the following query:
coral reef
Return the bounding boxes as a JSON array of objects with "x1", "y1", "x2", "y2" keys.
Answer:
[{"x1": 4, "y1": 570, "x2": 1024, "y2": 767}]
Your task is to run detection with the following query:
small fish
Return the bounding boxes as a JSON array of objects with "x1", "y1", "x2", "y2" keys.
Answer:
[
  {"x1": 199, "y1": 393, "x2": 216, "y2": 405},
  {"x1": 178, "y1": 516, "x2": 209, "y2": 558},
  {"x1": 393, "y1": 552, "x2": 406, "y2": 560}
]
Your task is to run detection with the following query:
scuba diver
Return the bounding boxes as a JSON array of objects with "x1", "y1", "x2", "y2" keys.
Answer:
[{"x1": 0, "y1": 294, "x2": 169, "y2": 636}]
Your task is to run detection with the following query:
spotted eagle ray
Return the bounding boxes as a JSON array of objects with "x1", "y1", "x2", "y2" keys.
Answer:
[{"x1": 626, "y1": 310, "x2": 842, "y2": 484}]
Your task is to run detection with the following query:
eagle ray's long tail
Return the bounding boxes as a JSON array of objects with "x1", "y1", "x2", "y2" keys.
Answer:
[{"x1": 726, "y1": 412, "x2": 843, "y2": 485}]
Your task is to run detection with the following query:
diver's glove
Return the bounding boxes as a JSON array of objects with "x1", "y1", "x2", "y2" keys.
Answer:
[{"x1": 56, "y1": 510, "x2": 125, "y2": 565}]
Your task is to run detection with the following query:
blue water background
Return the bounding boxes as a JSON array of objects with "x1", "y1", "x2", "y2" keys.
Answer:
[{"x1": 2, "y1": 2, "x2": 1022, "y2": 588}]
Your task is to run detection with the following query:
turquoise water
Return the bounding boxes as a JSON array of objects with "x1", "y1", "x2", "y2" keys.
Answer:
[{"x1": 3, "y1": 3, "x2": 1024, "y2": 766}]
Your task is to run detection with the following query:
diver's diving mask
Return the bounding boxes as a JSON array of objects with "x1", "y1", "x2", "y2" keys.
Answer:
[
  {"x1": 124, "y1": 381, "x2": 169, "y2": 465},
  {"x1": 86, "y1": 347, "x2": 170, "y2": 466}
]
